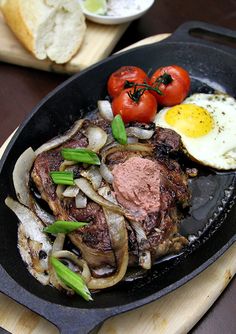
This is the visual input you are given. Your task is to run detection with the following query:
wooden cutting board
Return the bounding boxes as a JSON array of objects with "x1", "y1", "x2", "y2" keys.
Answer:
[
  {"x1": 0, "y1": 34, "x2": 236, "y2": 334},
  {"x1": 0, "y1": 12, "x2": 129, "y2": 73}
]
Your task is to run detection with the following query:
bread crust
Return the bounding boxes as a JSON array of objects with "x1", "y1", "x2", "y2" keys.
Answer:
[
  {"x1": 0, "y1": 0, "x2": 86, "y2": 63},
  {"x1": 1, "y1": 0, "x2": 36, "y2": 57}
]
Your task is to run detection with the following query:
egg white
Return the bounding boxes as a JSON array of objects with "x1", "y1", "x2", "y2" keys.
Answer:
[{"x1": 154, "y1": 93, "x2": 236, "y2": 170}]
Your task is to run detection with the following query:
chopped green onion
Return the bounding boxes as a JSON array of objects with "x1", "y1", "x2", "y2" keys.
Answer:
[
  {"x1": 61, "y1": 148, "x2": 100, "y2": 165},
  {"x1": 111, "y1": 114, "x2": 127, "y2": 145},
  {"x1": 50, "y1": 171, "x2": 74, "y2": 185},
  {"x1": 43, "y1": 220, "x2": 87, "y2": 234},
  {"x1": 51, "y1": 257, "x2": 93, "y2": 301}
]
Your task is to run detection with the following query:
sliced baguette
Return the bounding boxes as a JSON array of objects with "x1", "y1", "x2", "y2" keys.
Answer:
[{"x1": 0, "y1": 0, "x2": 86, "y2": 64}]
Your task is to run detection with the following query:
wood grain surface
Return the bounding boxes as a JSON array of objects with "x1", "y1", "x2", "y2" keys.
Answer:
[
  {"x1": 0, "y1": 12, "x2": 129, "y2": 73},
  {"x1": 0, "y1": 33, "x2": 236, "y2": 334}
]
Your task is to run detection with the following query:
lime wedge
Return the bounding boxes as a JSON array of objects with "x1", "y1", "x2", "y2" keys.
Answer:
[{"x1": 83, "y1": 0, "x2": 107, "y2": 15}]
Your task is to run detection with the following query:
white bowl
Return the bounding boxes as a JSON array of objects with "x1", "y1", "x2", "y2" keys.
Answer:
[{"x1": 80, "y1": 0, "x2": 155, "y2": 25}]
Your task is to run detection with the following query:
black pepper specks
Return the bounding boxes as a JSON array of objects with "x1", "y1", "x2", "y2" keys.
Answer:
[{"x1": 39, "y1": 250, "x2": 47, "y2": 260}]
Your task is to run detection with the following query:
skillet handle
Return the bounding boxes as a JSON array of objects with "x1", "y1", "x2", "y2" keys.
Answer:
[
  {"x1": 0, "y1": 262, "x2": 113, "y2": 334},
  {"x1": 168, "y1": 21, "x2": 236, "y2": 56}
]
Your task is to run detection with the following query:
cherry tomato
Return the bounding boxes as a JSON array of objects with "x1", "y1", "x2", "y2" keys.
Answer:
[
  {"x1": 112, "y1": 88, "x2": 157, "y2": 123},
  {"x1": 107, "y1": 66, "x2": 148, "y2": 98},
  {"x1": 150, "y1": 65, "x2": 190, "y2": 107}
]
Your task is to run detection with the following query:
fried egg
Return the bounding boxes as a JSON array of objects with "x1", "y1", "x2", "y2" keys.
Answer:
[{"x1": 154, "y1": 93, "x2": 236, "y2": 170}]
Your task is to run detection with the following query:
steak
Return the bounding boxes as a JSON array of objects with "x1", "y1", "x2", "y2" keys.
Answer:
[{"x1": 31, "y1": 120, "x2": 190, "y2": 271}]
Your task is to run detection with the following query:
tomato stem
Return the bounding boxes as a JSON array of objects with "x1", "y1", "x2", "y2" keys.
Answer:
[
  {"x1": 155, "y1": 72, "x2": 173, "y2": 86},
  {"x1": 124, "y1": 72, "x2": 173, "y2": 103},
  {"x1": 127, "y1": 86, "x2": 146, "y2": 103},
  {"x1": 125, "y1": 73, "x2": 173, "y2": 103},
  {"x1": 125, "y1": 81, "x2": 164, "y2": 103}
]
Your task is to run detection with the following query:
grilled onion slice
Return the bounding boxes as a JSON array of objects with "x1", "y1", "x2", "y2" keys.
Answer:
[
  {"x1": 35, "y1": 119, "x2": 84, "y2": 155},
  {"x1": 98, "y1": 100, "x2": 114, "y2": 121},
  {"x1": 126, "y1": 126, "x2": 155, "y2": 140},
  {"x1": 130, "y1": 220, "x2": 151, "y2": 270},
  {"x1": 75, "y1": 177, "x2": 126, "y2": 215},
  {"x1": 13, "y1": 147, "x2": 36, "y2": 207},
  {"x1": 5, "y1": 197, "x2": 52, "y2": 285},
  {"x1": 80, "y1": 166, "x2": 102, "y2": 190},
  {"x1": 86, "y1": 126, "x2": 108, "y2": 152},
  {"x1": 87, "y1": 186, "x2": 128, "y2": 289}
]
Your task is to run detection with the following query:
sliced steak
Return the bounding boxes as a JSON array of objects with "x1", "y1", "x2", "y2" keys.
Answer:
[
  {"x1": 69, "y1": 201, "x2": 116, "y2": 268},
  {"x1": 32, "y1": 131, "x2": 87, "y2": 219},
  {"x1": 31, "y1": 121, "x2": 115, "y2": 270},
  {"x1": 31, "y1": 120, "x2": 190, "y2": 270}
]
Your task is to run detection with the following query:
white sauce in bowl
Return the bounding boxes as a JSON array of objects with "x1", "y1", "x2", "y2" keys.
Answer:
[
  {"x1": 80, "y1": 0, "x2": 155, "y2": 25},
  {"x1": 107, "y1": 0, "x2": 148, "y2": 17}
]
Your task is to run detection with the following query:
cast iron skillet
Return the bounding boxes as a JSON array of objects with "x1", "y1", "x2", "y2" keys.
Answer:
[{"x1": 1, "y1": 21, "x2": 236, "y2": 334}]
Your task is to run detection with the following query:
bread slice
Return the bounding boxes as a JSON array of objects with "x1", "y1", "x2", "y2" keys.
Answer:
[{"x1": 0, "y1": 0, "x2": 86, "y2": 64}]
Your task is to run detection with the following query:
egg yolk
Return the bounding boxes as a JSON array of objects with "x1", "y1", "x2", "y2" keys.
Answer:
[{"x1": 164, "y1": 104, "x2": 214, "y2": 138}]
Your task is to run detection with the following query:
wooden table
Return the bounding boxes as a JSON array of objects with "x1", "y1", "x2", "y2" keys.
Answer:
[{"x1": 1, "y1": 0, "x2": 236, "y2": 333}]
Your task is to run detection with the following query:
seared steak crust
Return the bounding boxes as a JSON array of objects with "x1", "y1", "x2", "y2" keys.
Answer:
[
  {"x1": 152, "y1": 126, "x2": 181, "y2": 155},
  {"x1": 69, "y1": 201, "x2": 112, "y2": 251}
]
